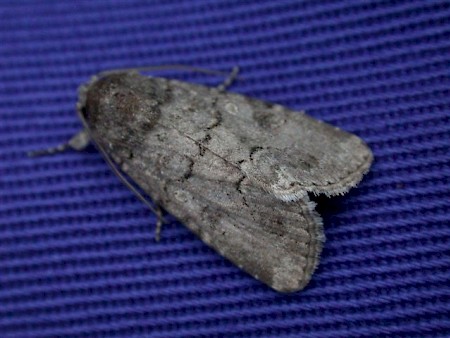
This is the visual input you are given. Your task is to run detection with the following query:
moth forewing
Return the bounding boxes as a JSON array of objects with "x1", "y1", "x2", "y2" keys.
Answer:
[{"x1": 37, "y1": 69, "x2": 372, "y2": 292}]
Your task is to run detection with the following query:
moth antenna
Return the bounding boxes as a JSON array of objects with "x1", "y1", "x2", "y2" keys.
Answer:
[
  {"x1": 98, "y1": 64, "x2": 240, "y2": 84},
  {"x1": 29, "y1": 124, "x2": 165, "y2": 237},
  {"x1": 28, "y1": 130, "x2": 90, "y2": 157},
  {"x1": 95, "y1": 141, "x2": 167, "y2": 232},
  {"x1": 217, "y1": 66, "x2": 239, "y2": 92}
]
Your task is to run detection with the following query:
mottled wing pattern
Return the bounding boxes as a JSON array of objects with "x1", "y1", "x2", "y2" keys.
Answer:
[
  {"x1": 122, "y1": 124, "x2": 323, "y2": 292},
  {"x1": 82, "y1": 72, "x2": 371, "y2": 292},
  {"x1": 155, "y1": 77, "x2": 373, "y2": 201}
]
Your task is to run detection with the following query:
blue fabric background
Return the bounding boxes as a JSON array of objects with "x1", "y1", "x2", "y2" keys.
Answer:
[{"x1": 1, "y1": 1, "x2": 449, "y2": 337}]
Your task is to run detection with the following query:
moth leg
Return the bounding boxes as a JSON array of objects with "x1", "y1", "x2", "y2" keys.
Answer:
[
  {"x1": 154, "y1": 205, "x2": 165, "y2": 242},
  {"x1": 90, "y1": 141, "x2": 167, "y2": 238},
  {"x1": 28, "y1": 130, "x2": 90, "y2": 157},
  {"x1": 217, "y1": 66, "x2": 239, "y2": 92}
]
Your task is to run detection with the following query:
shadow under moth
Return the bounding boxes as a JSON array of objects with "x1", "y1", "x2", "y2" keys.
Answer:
[{"x1": 32, "y1": 66, "x2": 373, "y2": 292}]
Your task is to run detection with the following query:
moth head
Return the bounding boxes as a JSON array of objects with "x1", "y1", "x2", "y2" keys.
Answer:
[{"x1": 79, "y1": 72, "x2": 162, "y2": 155}]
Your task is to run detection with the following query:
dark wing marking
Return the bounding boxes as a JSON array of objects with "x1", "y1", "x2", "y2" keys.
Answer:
[
  {"x1": 123, "y1": 125, "x2": 324, "y2": 292},
  {"x1": 155, "y1": 78, "x2": 372, "y2": 201}
]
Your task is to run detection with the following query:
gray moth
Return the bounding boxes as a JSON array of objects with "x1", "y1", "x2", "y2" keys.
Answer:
[{"x1": 34, "y1": 66, "x2": 373, "y2": 292}]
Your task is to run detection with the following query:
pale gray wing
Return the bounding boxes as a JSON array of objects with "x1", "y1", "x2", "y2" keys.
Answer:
[
  {"x1": 155, "y1": 78, "x2": 372, "y2": 201},
  {"x1": 219, "y1": 94, "x2": 374, "y2": 200},
  {"x1": 123, "y1": 126, "x2": 324, "y2": 292}
]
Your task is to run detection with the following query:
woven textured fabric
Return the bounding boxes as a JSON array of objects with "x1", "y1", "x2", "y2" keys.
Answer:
[{"x1": 1, "y1": 1, "x2": 449, "y2": 337}]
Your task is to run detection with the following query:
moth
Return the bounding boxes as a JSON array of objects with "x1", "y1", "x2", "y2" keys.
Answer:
[{"x1": 32, "y1": 66, "x2": 373, "y2": 292}]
